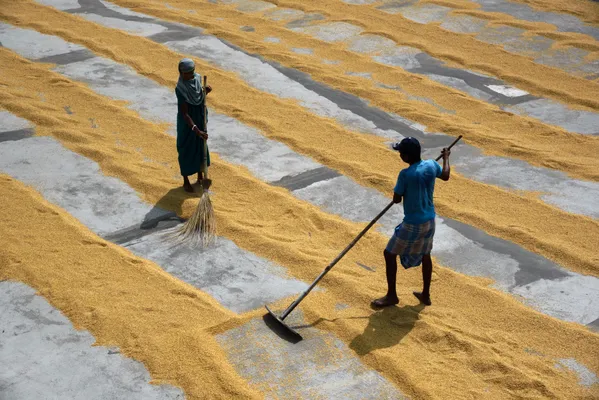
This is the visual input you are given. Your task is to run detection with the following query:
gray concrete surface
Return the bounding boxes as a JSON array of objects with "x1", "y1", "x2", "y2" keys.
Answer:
[
  {"x1": 207, "y1": 0, "x2": 599, "y2": 134},
  {"x1": 556, "y1": 358, "x2": 599, "y2": 388},
  {"x1": 216, "y1": 311, "x2": 409, "y2": 399},
  {"x1": 2, "y1": 1, "x2": 598, "y2": 397},
  {"x1": 2, "y1": 15, "x2": 598, "y2": 328},
  {"x1": 0, "y1": 119, "x2": 400, "y2": 398},
  {"x1": 0, "y1": 137, "x2": 158, "y2": 236},
  {"x1": 0, "y1": 280, "x2": 184, "y2": 399},
  {"x1": 0, "y1": 135, "x2": 309, "y2": 313},
  {"x1": 124, "y1": 233, "x2": 309, "y2": 314},
  {"x1": 0, "y1": 111, "x2": 35, "y2": 143},
  {"x1": 469, "y1": 0, "x2": 599, "y2": 41},
  {"x1": 6, "y1": 15, "x2": 598, "y2": 222},
  {"x1": 375, "y1": 0, "x2": 599, "y2": 78}
]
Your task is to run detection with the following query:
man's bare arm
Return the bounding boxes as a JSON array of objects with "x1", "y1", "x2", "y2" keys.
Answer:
[{"x1": 439, "y1": 148, "x2": 450, "y2": 181}]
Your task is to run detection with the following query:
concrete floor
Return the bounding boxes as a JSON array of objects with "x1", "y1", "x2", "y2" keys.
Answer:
[
  {"x1": 216, "y1": 312, "x2": 408, "y2": 399},
  {"x1": 371, "y1": 0, "x2": 599, "y2": 76},
  {"x1": 1, "y1": 0, "x2": 598, "y2": 397},
  {"x1": 0, "y1": 281, "x2": 184, "y2": 399},
  {"x1": 222, "y1": 0, "x2": 599, "y2": 134},
  {"x1": 2, "y1": 20, "x2": 599, "y2": 325}
]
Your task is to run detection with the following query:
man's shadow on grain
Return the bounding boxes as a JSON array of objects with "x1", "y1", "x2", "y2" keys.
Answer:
[{"x1": 349, "y1": 304, "x2": 425, "y2": 356}]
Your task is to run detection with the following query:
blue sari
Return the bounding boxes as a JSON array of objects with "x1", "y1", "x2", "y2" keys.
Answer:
[{"x1": 175, "y1": 74, "x2": 210, "y2": 177}]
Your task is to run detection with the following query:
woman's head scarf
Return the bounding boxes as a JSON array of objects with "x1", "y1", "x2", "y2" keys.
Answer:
[{"x1": 176, "y1": 58, "x2": 205, "y2": 106}]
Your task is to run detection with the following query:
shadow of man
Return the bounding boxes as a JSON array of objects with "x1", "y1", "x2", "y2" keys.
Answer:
[{"x1": 349, "y1": 304, "x2": 425, "y2": 356}]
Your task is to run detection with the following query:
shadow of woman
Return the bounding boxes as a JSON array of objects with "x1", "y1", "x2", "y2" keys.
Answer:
[
  {"x1": 140, "y1": 185, "x2": 203, "y2": 230},
  {"x1": 349, "y1": 304, "x2": 425, "y2": 356}
]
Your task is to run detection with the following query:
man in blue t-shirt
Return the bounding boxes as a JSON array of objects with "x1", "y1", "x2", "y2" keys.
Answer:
[{"x1": 372, "y1": 137, "x2": 451, "y2": 308}]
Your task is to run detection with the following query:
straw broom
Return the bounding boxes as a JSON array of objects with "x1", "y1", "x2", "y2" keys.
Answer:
[{"x1": 174, "y1": 75, "x2": 216, "y2": 248}]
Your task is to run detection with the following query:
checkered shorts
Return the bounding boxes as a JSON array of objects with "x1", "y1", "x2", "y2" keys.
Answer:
[{"x1": 385, "y1": 219, "x2": 436, "y2": 269}]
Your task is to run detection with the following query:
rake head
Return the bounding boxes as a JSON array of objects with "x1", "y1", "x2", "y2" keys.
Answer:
[{"x1": 264, "y1": 305, "x2": 303, "y2": 343}]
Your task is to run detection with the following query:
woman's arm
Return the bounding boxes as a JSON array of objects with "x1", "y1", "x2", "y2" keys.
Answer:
[{"x1": 179, "y1": 101, "x2": 208, "y2": 139}]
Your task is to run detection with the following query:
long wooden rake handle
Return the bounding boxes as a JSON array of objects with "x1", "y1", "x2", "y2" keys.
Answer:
[{"x1": 279, "y1": 135, "x2": 463, "y2": 320}]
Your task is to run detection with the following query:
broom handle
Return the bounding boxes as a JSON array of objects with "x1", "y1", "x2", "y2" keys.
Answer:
[
  {"x1": 280, "y1": 134, "x2": 462, "y2": 320},
  {"x1": 202, "y1": 75, "x2": 208, "y2": 179}
]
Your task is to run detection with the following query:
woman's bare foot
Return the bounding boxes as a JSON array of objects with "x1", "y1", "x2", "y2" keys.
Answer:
[
  {"x1": 184, "y1": 182, "x2": 194, "y2": 193},
  {"x1": 183, "y1": 177, "x2": 194, "y2": 193},
  {"x1": 413, "y1": 291, "x2": 431, "y2": 306},
  {"x1": 371, "y1": 295, "x2": 399, "y2": 308}
]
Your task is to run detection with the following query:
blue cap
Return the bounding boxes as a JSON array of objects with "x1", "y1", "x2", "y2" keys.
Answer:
[{"x1": 392, "y1": 137, "x2": 421, "y2": 157}]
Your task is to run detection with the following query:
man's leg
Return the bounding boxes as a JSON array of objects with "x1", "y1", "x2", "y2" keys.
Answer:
[
  {"x1": 413, "y1": 254, "x2": 432, "y2": 306},
  {"x1": 372, "y1": 250, "x2": 400, "y2": 307}
]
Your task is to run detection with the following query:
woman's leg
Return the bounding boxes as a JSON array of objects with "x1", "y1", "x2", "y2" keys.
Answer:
[{"x1": 183, "y1": 175, "x2": 194, "y2": 193}]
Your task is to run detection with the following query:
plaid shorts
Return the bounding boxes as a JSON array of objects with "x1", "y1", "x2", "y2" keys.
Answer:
[{"x1": 385, "y1": 219, "x2": 436, "y2": 269}]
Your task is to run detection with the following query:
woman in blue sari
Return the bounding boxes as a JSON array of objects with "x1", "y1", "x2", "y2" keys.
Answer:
[{"x1": 176, "y1": 58, "x2": 212, "y2": 193}]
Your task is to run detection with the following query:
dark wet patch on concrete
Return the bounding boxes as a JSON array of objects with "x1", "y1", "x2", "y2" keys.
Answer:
[
  {"x1": 411, "y1": 53, "x2": 538, "y2": 106},
  {"x1": 271, "y1": 166, "x2": 341, "y2": 191},
  {"x1": 0, "y1": 129, "x2": 35, "y2": 143},
  {"x1": 69, "y1": 0, "x2": 151, "y2": 22},
  {"x1": 285, "y1": 14, "x2": 326, "y2": 29},
  {"x1": 377, "y1": 0, "x2": 418, "y2": 10},
  {"x1": 73, "y1": 0, "x2": 204, "y2": 44},
  {"x1": 148, "y1": 28, "x2": 200, "y2": 43},
  {"x1": 21, "y1": 309, "x2": 66, "y2": 327},
  {"x1": 37, "y1": 49, "x2": 96, "y2": 65},
  {"x1": 441, "y1": 217, "x2": 570, "y2": 287},
  {"x1": 216, "y1": 40, "x2": 455, "y2": 148}
]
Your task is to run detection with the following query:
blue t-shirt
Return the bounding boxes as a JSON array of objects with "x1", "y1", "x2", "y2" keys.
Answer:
[{"x1": 394, "y1": 159, "x2": 442, "y2": 224}]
